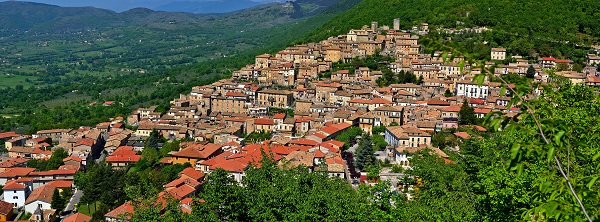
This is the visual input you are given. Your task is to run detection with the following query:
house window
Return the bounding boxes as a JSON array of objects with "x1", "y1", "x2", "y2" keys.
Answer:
[
  {"x1": 14, "y1": 191, "x2": 16, "y2": 193},
  {"x1": 13, "y1": 196, "x2": 18, "y2": 199},
  {"x1": 38, "y1": 204, "x2": 42, "y2": 208}
]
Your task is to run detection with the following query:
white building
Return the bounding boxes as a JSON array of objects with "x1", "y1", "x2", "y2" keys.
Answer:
[
  {"x1": 455, "y1": 81, "x2": 489, "y2": 99},
  {"x1": 2, "y1": 180, "x2": 31, "y2": 208},
  {"x1": 384, "y1": 125, "x2": 431, "y2": 148},
  {"x1": 491, "y1": 48, "x2": 507, "y2": 60},
  {"x1": 24, "y1": 185, "x2": 55, "y2": 214}
]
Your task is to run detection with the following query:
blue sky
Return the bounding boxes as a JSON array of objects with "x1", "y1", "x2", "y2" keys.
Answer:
[{"x1": 1, "y1": 0, "x2": 282, "y2": 12}]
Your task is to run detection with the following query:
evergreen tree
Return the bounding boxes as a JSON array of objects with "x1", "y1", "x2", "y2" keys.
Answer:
[
  {"x1": 444, "y1": 89, "x2": 453, "y2": 97},
  {"x1": 415, "y1": 75, "x2": 424, "y2": 85},
  {"x1": 145, "y1": 129, "x2": 161, "y2": 149},
  {"x1": 526, "y1": 65, "x2": 536, "y2": 78},
  {"x1": 355, "y1": 134, "x2": 376, "y2": 171},
  {"x1": 459, "y1": 100, "x2": 477, "y2": 125},
  {"x1": 51, "y1": 189, "x2": 65, "y2": 212}
]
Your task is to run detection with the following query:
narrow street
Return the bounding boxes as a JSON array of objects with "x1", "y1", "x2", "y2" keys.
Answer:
[{"x1": 62, "y1": 189, "x2": 83, "y2": 218}]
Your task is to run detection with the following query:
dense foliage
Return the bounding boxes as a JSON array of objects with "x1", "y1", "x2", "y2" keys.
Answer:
[
  {"x1": 131, "y1": 156, "x2": 376, "y2": 221},
  {"x1": 304, "y1": 0, "x2": 600, "y2": 46},
  {"x1": 27, "y1": 148, "x2": 69, "y2": 171}
]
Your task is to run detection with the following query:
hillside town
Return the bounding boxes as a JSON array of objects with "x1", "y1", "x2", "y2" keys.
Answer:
[{"x1": 0, "y1": 19, "x2": 598, "y2": 221}]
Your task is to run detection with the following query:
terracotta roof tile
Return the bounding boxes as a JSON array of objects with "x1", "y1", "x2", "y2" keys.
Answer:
[
  {"x1": 105, "y1": 201, "x2": 134, "y2": 220},
  {"x1": 179, "y1": 168, "x2": 205, "y2": 181},
  {"x1": 0, "y1": 167, "x2": 35, "y2": 178},
  {"x1": 25, "y1": 184, "x2": 56, "y2": 204},
  {"x1": 63, "y1": 212, "x2": 92, "y2": 222},
  {"x1": 0, "y1": 201, "x2": 13, "y2": 216}
]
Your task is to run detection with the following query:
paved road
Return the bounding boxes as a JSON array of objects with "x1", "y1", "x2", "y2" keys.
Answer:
[
  {"x1": 64, "y1": 189, "x2": 83, "y2": 214},
  {"x1": 347, "y1": 143, "x2": 359, "y2": 153}
]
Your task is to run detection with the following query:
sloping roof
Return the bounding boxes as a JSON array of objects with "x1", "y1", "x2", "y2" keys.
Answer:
[
  {"x1": 25, "y1": 184, "x2": 56, "y2": 204},
  {"x1": 454, "y1": 132, "x2": 471, "y2": 139},
  {"x1": 2, "y1": 180, "x2": 26, "y2": 190},
  {"x1": 179, "y1": 167, "x2": 205, "y2": 181},
  {"x1": 63, "y1": 213, "x2": 92, "y2": 222},
  {"x1": 105, "y1": 201, "x2": 134, "y2": 220},
  {"x1": 254, "y1": 118, "x2": 275, "y2": 125},
  {"x1": 0, "y1": 167, "x2": 35, "y2": 178},
  {"x1": 47, "y1": 180, "x2": 73, "y2": 188},
  {"x1": 280, "y1": 151, "x2": 315, "y2": 168},
  {"x1": 0, "y1": 201, "x2": 13, "y2": 216},
  {"x1": 441, "y1": 105, "x2": 461, "y2": 112},
  {"x1": 171, "y1": 143, "x2": 222, "y2": 159}
]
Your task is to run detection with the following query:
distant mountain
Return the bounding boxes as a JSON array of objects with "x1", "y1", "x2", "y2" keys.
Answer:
[
  {"x1": 154, "y1": 0, "x2": 263, "y2": 14},
  {"x1": 0, "y1": 0, "x2": 277, "y2": 13},
  {"x1": 0, "y1": 1, "x2": 117, "y2": 31},
  {"x1": 0, "y1": 0, "x2": 347, "y2": 34}
]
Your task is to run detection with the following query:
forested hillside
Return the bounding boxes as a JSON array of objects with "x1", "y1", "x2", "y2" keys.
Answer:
[{"x1": 302, "y1": 0, "x2": 600, "y2": 45}]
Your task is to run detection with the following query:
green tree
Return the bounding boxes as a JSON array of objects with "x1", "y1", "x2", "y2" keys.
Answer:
[
  {"x1": 335, "y1": 127, "x2": 363, "y2": 150},
  {"x1": 444, "y1": 89, "x2": 453, "y2": 97},
  {"x1": 144, "y1": 130, "x2": 161, "y2": 149},
  {"x1": 355, "y1": 134, "x2": 376, "y2": 171},
  {"x1": 372, "y1": 134, "x2": 388, "y2": 151},
  {"x1": 51, "y1": 188, "x2": 65, "y2": 212},
  {"x1": 458, "y1": 100, "x2": 477, "y2": 125},
  {"x1": 526, "y1": 65, "x2": 536, "y2": 78}
]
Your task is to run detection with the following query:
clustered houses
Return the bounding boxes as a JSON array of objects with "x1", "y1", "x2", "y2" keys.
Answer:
[{"x1": 0, "y1": 19, "x2": 592, "y2": 219}]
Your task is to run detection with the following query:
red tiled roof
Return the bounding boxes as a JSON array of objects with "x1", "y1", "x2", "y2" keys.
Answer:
[
  {"x1": 454, "y1": 132, "x2": 471, "y2": 139},
  {"x1": 166, "y1": 184, "x2": 195, "y2": 200},
  {"x1": 160, "y1": 157, "x2": 173, "y2": 164},
  {"x1": 210, "y1": 160, "x2": 247, "y2": 173},
  {"x1": 313, "y1": 150, "x2": 326, "y2": 158},
  {"x1": 0, "y1": 167, "x2": 35, "y2": 178},
  {"x1": 0, "y1": 201, "x2": 13, "y2": 216},
  {"x1": 46, "y1": 180, "x2": 73, "y2": 188},
  {"x1": 63, "y1": 156, "x2": 83, "y2": 162},
  {"x1": 273, "y1": 113, "x2": 286, "y2": 119},
  {"x1": 427, "y1": 99, "x2": 451, "y2": 106},
  {"x1": 105, "y1": 201, "x2": 135, "y2": 220},
  {"x1": 225, "y1": 92, "x2": 247, "y2": 97},
  {"x1": 172, "y1": 143, "x2": 222, "y2": 159},
  {"x1": 25, "y1": 184, "x2": 56, "y2": 204},
  {"x1": 0, "y1": 157, "x2": 29, "y2": 168},
  {"x1": 0, "y1": 132, "x2": 19, "y2": 139},
  {"x1": 442, "y1": 105, "x2": 461, "y2": 112},
  {"x1": 270, "y1": 146, "x2": 300, "y2": 155},
  {"x1": 541, "y1": 57, "x2": 555, "y2": 61},
  {"x1": 320, "y1": 126, "x2": 339, "y2": 135},
  {"x1": 474, "y1": 108, "x2": 492, "y2": 114},
  {"x1": 179, "y1": 168, "x2": 205, "y2": 181},
  {"x1": 106, "y1": 146, "x2": 141, "y2": 163},
  {"x1": 290, "y1": 138, "x2": 319, "y2": 146},
  {"x1": 74, "y1": 138, "x2": 95, "y2": 147},
  {"x1": 58, "y1": 165, "x2": 81, "y2": 171},
  {"x1": 3, "y1": 180, "x2": 26, "y2": 190},
  {"x1": 331, "y1": 122, "x2": 351, "y2": 131},
  {"x1": 309, "y1": 133, "x2": 327, "y2": 139},
  {"x1": 63, "y1": 212, "x2": 92, "y2": 222},
  {"x1": 469, "y1": 98, "x2": 485, "y2": 105},
  {"x1": 254, "y1": 118, "x2": 274, "y2": 125},
  {"x1": 473, "y1": 125, "x2": 487, "y2": 132}
]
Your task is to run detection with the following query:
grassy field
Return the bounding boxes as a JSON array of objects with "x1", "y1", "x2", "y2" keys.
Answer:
[
  {"x1": 77, "y1": 201, "x2": 104, "y2": 216},
  {"x1": 0, "y1": 74, "x2": 38, "y2": 88}
]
